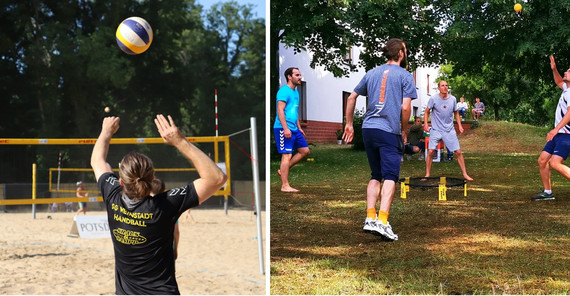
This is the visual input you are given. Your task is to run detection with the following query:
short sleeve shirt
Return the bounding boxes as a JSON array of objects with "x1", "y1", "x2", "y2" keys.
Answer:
[
  {"x1": 98, "y1": 172, "x2": 200, "y2": 295},
  {"x1": 427, "y1": 93, "x2": 457, "y2": 132},
  {"x1": 273, "y1": 85, "x2": 300, "y2": 131},
  {"x1": 555, "y1": 84, "x2": 570, "y2": 134},
  {"x1": 354, "y1": 64, "x2": 417, "y2": 134}
]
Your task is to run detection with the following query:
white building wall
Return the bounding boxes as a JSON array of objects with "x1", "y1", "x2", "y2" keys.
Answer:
[
  {"x1": 278, "y1": 42, "x2": 440, "y2": 124},
  {"x1": 412, "y1": 66, "x2": 441, "y2": 118}
]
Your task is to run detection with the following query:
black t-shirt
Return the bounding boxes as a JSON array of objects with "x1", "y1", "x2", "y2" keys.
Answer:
[{"x1": 98, "y1": 172, "x2": 199, "y2": 295}]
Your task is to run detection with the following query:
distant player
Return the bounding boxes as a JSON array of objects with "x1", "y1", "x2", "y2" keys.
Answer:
[
  {"x1": 75, "y1": 181, "x2": 88, "y2": 216},
  {"x1": 532, "y1": 55, "x2": 570, "y2": 201},
  {"x1": 423, "y1": 81, "x2": 473, "y2": 182},
  {"x1": 274, "y1": 67, "x2": 310, "y2": 193}
]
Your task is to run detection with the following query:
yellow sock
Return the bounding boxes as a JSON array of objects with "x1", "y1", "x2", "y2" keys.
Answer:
[
  {"x1": 378, "y1": 210, "x2": 389, "y2": 225},
  {"x1": 366, "y1": 208, "x2": 376, "y2": 219}
]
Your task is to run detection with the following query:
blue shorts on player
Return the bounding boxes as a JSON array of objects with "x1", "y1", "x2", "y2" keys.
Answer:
[
  {"x1": 362, "y1": 128, "x2": 404, "y2": 182},
  {"x1": 543, "y1": 133, "x2": 570, "y2": 160},
  {"x1": 274, "y1": 128, "x2": 308, "y2": 154}
]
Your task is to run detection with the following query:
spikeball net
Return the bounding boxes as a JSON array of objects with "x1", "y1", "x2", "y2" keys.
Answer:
[{"x1": 398, "y1": 177, "x2": 467, "y2": 201}]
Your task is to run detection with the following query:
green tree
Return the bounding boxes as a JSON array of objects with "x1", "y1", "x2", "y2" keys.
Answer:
[{"x1": 0, "y1": 0, "x2": 265, "y2": 182}]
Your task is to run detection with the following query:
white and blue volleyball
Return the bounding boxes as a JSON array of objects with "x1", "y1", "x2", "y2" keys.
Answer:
[{"x1": 115, "y1": 17, "x2": 153, "y2": 55}]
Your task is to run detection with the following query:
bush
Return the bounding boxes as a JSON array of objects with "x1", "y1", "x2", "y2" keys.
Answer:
[{"x1": 352, "y1": 109, "x2": 366, "y2": 150}]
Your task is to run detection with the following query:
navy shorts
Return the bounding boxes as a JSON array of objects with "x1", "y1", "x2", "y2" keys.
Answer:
[
  {"x1": 274, "y1": 128, "x2": 308, "y2": 154},
  {"x1": 543, "y1": 133, "x2": 570, "y2": 160},
  {"x1": 362, "y1": 128, "x2": 404, "y2": 182}
]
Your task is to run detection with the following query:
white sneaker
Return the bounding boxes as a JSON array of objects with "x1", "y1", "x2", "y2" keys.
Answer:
[
  {"x1": 363, "y1": 217, "x2": 378, "y2": 233},
  {"x1": 376, "y1": 221, "x2": 398, "y2": 241}
]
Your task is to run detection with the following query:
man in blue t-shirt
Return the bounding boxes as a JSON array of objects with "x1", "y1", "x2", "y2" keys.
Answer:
[
  {"x1": 532, "y1": 55, "x2": 570, "y2": 201},
  {"x1": 343, "y1": 38, "x2": 416, "y2": 241},
  {"x1": 273, "y1": 67, "x2": 310, "y2": 193},
  {"x1": 423, "y1": 81, "x2": 473, "y2": 182}
]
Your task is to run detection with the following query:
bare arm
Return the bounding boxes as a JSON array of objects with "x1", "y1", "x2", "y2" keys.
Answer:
[
  {"x1": 547, "y1": 106, "x2": 570, "y2": 141},
  {"x1": 423, "y1": 107, "x2": 431, "y2": 132},
  {"x1": 551, "y1": 55, "x2": 564, "y2": 90},
  {"x1": 154, "y1": 115, "x2": 227, "y2": 203},
  {"x1": 401, "y1": 97, "x2": 412, "y2": 143},
  {"x1": 91, "y1": 117, "x2": 120, "y2": 182},
  {"x1": 277, "y1": 101, "x2": 291, "y2": 138},
  {"x1": 454, "y1": 111, "x2": 464, "y2": 134},
  {"x1": 342, "y1": 91, "x2": 359, "y2": 143}
]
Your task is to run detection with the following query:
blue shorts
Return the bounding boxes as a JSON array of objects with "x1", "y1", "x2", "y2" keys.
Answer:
[
  {"x1": 474, "y1": 110, "x2": 484, "y2": 115},
  {"x1": 362, "y1": 128, "x2": 403, "y2": 182},
  {"x1": 274, "y1": 128, "x2": 308, "y2": 154},
  {"x1": 543, "y1": 133, "x2": 570, "y2": 159}
]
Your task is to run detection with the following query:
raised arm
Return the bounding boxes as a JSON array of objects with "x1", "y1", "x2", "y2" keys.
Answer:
[
  {"x1": 551, "y1": 55, "x2": 564, "y2": 90},
  {"x1": 154, "y1": 114, "x2": 227, "y2": 203},
  {"x1": 91, "y1": 117, "x2": 120, "y2": 182}
]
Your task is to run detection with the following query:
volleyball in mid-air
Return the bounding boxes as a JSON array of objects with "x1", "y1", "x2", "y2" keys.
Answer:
[{"x1": 115, "y1": 17, "x2": 153, "y2": 55}]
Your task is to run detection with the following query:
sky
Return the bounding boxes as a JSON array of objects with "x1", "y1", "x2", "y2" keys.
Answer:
[{"x1": 195, "y1": 0, "x2": 266, "y2": 19}]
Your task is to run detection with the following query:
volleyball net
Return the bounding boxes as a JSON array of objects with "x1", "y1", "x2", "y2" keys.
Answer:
[{"x1": 0, "y1": 136, "x2": 231, "y2": 208}]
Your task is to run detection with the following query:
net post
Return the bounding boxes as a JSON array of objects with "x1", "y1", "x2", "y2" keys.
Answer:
[
  {"x1": 224, "y1": 137, "x2": 231, "y2": 194},
  {"x1": 464, "y1": 182, "x2": 467, "y2": 197},
  {"x1": 249, "y1": 117, "x2": 264, "y2": 275},
  {"x1": 224, "y1": 195, "x2": 228, "y2": 216},
  {"x1": 400, "y1": 177, "x2": 409, "y2": 199},
  {"x1": 32, "y1": 163, "x2": 37, "y2": 219},
  {"x1": 438, "y1": 177, "x2": 447, "y2": 201}
]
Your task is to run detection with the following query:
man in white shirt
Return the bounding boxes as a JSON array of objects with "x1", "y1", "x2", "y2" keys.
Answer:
[{"x1": 457, "y1": 97, "x2": 468, "y2": 121}]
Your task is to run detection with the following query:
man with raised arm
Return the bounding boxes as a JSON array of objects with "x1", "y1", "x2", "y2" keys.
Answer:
[{"x1": 90, "y1": 115, "x2": 227, "y2": 295}]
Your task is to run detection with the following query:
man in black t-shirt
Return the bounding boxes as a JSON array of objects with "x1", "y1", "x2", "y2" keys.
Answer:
[{"x1": 91, "y1": 115, "x2": 227, "y2": 295}]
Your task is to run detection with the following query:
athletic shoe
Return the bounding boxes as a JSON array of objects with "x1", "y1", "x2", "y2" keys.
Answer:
[
  {"x1": 531, "y1": 192, "x2": 555, "y2": 201},
  {"x1": 376, "y1": 221, "x2": 399, "y2": 241},
  {"x1": 363, "y1": 217, "x2": 378, "y2": 233}
]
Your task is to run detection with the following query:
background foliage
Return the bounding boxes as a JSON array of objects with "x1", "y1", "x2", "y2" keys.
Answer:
[
  {"x1": 270, "y1": 0, "x2": 569, "y2": 127},
  {"x1": 0, "y1": 0, "x2": 265, "y2": 182}
]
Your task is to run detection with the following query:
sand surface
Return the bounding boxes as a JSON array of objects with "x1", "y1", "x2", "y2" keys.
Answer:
[{"x1": 0, "y1": 208, "x2": 266, "y2": 295}]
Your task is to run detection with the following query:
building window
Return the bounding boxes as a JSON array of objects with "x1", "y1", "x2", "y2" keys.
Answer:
[
  {"x1": 298, "y1": 81, "x2": 307, "y2": 121},
  {"x1": 343, "y1": 47, "x2": 352, "y2": 64},
  {"x1": 342, "y1": 91, "x2": 350, "y2": 120},
  {"x1": 426, "y1": 74, "x2": 430, "y2": 96}
]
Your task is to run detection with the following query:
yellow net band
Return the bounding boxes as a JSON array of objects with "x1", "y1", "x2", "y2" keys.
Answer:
[{"x1": 0, "y1": 136, "x2": 228, "y2": 145}]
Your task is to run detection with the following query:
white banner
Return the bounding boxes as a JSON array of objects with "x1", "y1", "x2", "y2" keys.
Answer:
[
  {"x1": 73, "y1": 215, "x2": 111, "y2": 239},
  {"x1": 217, "y1": 162, "x2": 228, "y2": 189}
]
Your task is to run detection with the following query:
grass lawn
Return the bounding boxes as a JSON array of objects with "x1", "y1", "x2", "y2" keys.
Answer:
[{"x1": 270, "y1": 121, "x2": 570, "y2": 295}]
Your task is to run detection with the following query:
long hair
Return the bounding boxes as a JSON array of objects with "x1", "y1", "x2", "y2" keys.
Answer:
[
  {"x1": 150, "y1": 178, "x2": 165, "y2": 196},
  {"x1": 381, "y1": 38, "x2": 405, "y2": 62},
  {"x1": 119, "y1": 152, "x2": 154, "y2": 200}
]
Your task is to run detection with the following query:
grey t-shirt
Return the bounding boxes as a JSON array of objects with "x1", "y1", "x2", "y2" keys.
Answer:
[
  {"x1": 427, "y1": 93, "x2": 457, "y2": 132},
  {"x1": 354, "y1": 64, "x2": 417, "y2": 134}
]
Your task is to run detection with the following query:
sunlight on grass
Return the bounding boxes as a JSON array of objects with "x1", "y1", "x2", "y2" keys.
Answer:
[{"x1": 271, "y1": 122, "x2": 570, "y2": 295}]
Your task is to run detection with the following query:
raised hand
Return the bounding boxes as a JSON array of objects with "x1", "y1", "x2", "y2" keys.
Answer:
[
  {"x1": 550, "y1": 55, "x2": 557, "y2": 71},
  {"x1": 102, "y1": 117, "x2": 120, "y2": 136},
  {"x1": 154, "y1": 114, "x2": 185, "y2": 146}
]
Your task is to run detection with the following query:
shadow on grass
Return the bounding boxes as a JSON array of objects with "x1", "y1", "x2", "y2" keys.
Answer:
[{"x1": 270, "y1": 145, "x2": 570, "y2": 295}]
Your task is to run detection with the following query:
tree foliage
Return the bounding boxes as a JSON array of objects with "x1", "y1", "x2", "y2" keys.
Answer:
[
  {"x1": 0, "y1": 0, "x2": 265, "y2": 182},
  {"x1": 271, "y1": 0, "x2": 569, "y2": 127}
]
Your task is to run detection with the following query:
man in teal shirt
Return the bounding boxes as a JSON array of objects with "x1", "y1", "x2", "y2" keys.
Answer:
[{"x1": 274, "y1": 67, "x2": 310, "y2": 193}]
